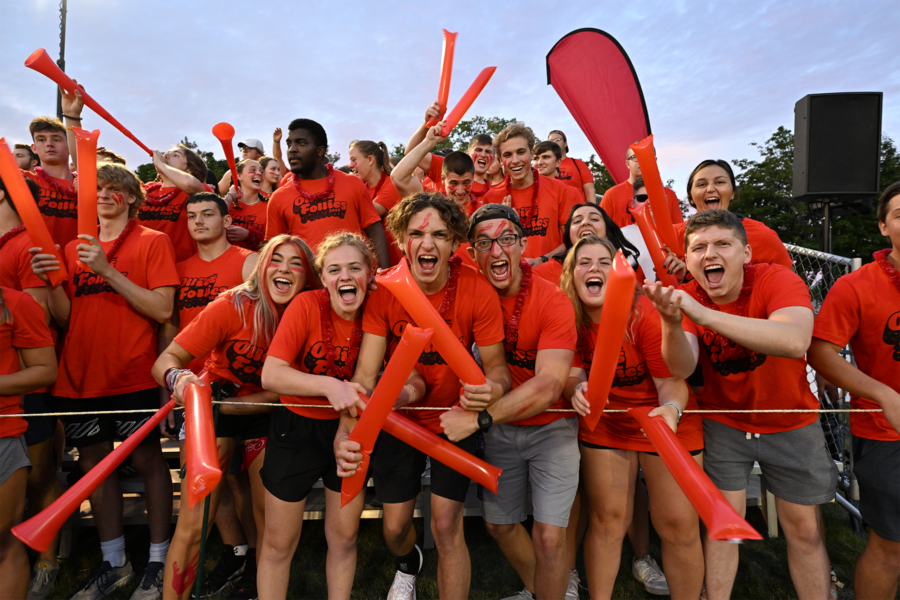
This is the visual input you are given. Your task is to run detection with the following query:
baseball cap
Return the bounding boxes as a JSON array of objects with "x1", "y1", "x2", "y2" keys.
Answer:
[
  {"x1": 467, "y1": 204, "x2": 525, "y2": 242},
  {"x1": 237, "y1": 138, "x2": 264, "y2": 153}
]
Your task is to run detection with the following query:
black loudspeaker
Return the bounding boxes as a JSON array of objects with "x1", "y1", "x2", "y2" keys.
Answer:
[{"x1": 793, "y1": 92, "x2": 882, "y2": 199}]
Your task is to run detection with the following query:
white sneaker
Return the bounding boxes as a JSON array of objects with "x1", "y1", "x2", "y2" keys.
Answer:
[
  {"x1": 27, "y1": 560, "x2": 59, "y2": 599},
  {"x1": 501, "y1": 589, "x2": 535, "y2": 600},
  {"x1": 386, "y1": 545, "x2": 422, "y2": 600},
  {"x1": 71, "y1": 560, "x2": 136, "y2": 600},
  {"x1": 565, "y1": 569, "x2": 580, "y2": 600},
  {"x1": 632, "y1": 554, "x2": 669, "y2": 595}
]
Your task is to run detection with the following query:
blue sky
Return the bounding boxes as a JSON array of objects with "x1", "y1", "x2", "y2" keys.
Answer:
[{"x1": 2, "y1": 0, "x2": 897, "y2": 194}]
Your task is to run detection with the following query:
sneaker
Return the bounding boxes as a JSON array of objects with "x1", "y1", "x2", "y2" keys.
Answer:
[
  {"x1": 229, "y1": 555, "x2": 257, "y2": 600},
  {"x1": 27, "y1": 560, "x2": 59, "y2": 599},
  {"x1": 71, "y1": 560, "x2": 136, "y2": 600},
  {"x1": 130, "y1": 562, "x2": 164, "y2": 600},
  {"x1": 565, "y1": 569, "x2": 580, "y2": 600},
  {"x1": 632, "y1": 554, "x2": 669, "y2": 596},
  {"x1": 196, "y1": 545, "x2": 246, "y2": 598},
  {"x1": 501, "y1": 590, "x2": 535, "y2": 600},
  {"x1": 387, "y1": 545, "x2": 422, "y2": 600}
]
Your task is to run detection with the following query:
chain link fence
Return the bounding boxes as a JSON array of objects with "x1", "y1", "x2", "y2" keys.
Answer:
[{"x1": 786, "y1": 244, "x2": 863, "y2": 511}]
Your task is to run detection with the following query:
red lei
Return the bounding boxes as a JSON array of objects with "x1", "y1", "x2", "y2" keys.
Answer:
[
  {"x1": 504, "y1": 167, "x2": 541, "y2": 229},
  {"x1": 874, "y1": 248, "x2": 900, "y2": 294},
  {"x1": 317, "y1": 288, "x2": 363, "y2": 380},
  {"x1": 142, "y1": 182, "x2": 181, "y2": 207},
  {"x1": 292, "y1": 164, "x2": 335, "y2": 203},
  {"x1": 0, "y1": 225, "x2": 25, "y2": 251},
  {"x1": 100, "y1": 219, "x2": 138, "y2": 262},
  {"x1": 694, "y1": 264, "x2": 757, "y2": 362},
  {"x1": 368, "y1": 172, "x2": 387, "y2": 200},
  {"x1": 505, "y1": 260, "x2": 533, "y2": 352},
  {"x1": 33, "y1": 167, "x2": 76, "y2": 200},
  {"x1": 405, "y1": 254, "x2": 463, "y2": 326}
]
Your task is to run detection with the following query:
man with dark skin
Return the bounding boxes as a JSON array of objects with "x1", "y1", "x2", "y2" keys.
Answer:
[{"x1": 265, "y1": 120, "x2": 391, "y2": 269}]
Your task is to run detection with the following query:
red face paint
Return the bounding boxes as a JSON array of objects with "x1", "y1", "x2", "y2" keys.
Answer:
[
  {"x1": 418, "y1": 213, "x2": 431, "y2": 230},
  {"x1": 111, "y1": 192, "x2": 125, "y2": 206},
  {"x1": 172, "y1": 552, "x2": 200, "y2": 594}
]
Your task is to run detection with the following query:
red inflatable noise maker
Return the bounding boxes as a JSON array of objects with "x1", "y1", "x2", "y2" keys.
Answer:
[
  {"x1": 629, "y1": 134, "x2": 680, "y2": 255},
  {"x1": 632, "y1": 202, "x2": 679, "y2": 288},
  {"x1": 629, "y1": 407, "x2": 762, "y2": 541},
  {"x1": 183, "y1": 381, "x2": 222, "y2": 508},
  {"x1": 425, "y1": 29, "x2": 458, "y2": 128}
]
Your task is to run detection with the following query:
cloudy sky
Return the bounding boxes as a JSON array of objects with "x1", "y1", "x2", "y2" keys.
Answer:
[{"x1": 2, "y1": 0, "x2": 897, "y2": 194}]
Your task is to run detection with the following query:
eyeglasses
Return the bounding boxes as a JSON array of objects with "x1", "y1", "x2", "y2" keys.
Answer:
[
  {"x1": 472, "y1": 233, "x2": 520, "y2": 252},
  {"x1": 626, "y1": 155, "x2": 638, "y2": 163},
  {"x1": 634, "y1": 194, "x2": 648, "y2": 203}
]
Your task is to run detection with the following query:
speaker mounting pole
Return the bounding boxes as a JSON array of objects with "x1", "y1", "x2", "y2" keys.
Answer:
[{"x1": 821, "y1": 198, "x2": 832, "y2": 254}]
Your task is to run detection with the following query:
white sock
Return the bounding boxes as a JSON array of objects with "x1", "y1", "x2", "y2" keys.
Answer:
[
  {"x1": 100, "y1": 536, "x2": 127, "y2": 568},
  {"x1": 149, "y1": 539, "x2": 170, "y2": 564},
  {"x1": 233, "y1": 544, "x2": 249, "y2": 557}
]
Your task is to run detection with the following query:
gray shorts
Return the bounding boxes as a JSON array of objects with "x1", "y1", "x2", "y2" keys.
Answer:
[
  {"x1": 0, "y1": 435, "x2": 32, "y2": 485},
  {"x1": 703, "y1": 419, "x2": 837, "y2": 505},
  {"x1": 482, "y1": 417, "x2": 580, "y2": 528}
]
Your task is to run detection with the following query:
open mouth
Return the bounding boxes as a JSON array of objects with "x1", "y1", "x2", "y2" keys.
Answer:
[
  {"x1": 510, "y1": 163, "x2": 525, "y2": 175},
  {"x1": 579, "y1": 227, "x2": 596, "y2": 238},
  {"x1": 251, "y1": 175, "x2": 262, "y2": 185},
  {"x1": 704, "y1": 265, "x2": 725, "y2": 286},
  {"x1": 490, "y1": 259, "x2": 510, "y2": 280},
  {"x1": 476, "y1": 158, "x2": 487, "y2": 168},
  {"x1": 417, "y1": 254, "x2": 438, "y2": 275},
  {"x1": 273, "y1": 277, "x2": 292, "y2": 293},
  {"x1": 585, "y1": 276, "x2": 604, "y2": 295},
  {"x1": 338, "y1": 284, "x2": 358, "y2": 304},
  {"x1": 704, "y1": 197, "x2": 721, "y2": 209}
]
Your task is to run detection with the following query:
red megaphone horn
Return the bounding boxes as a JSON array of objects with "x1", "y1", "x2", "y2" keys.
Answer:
[
  {"x1": 212, "y1": 123, "x2": 240, "y2": 203},
  {"x1": 24, "y1": 48, "x2": 152, "y2": 156},
  {"x1": 12, "y1": 400, "x2": 176, "y2": 552}
]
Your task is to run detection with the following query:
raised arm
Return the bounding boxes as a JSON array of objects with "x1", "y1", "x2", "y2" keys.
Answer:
[
  {"x1": 272, "y1": 127, "x2": 289, "y2": 179},
  {"x1": 153, "y1": 151, "x2": 206, "y2": 195},
  {"x1": 392, "y1": 124, "x2": 447, "y2": 198},
  {"x1": 60, "y1": 80, "x2": 85, "y2": 170},
  {"x1": 404, "y1": 102, "x2": 443, "y2": 158}
]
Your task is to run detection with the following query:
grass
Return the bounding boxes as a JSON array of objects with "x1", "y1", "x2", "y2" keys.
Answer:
[{"x1": 42, "y1": 502, "x2": 887, "y2": 600}]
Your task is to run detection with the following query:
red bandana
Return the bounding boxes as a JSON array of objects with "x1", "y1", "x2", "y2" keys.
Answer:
[
  {"x1": 874, "y1": 248, "x2": 900, "y2": 294},
  {"x1": 292, "y1": 164, "x2": 335, "y2": 203},
  {"x1": 34, "y1": 167, "x2": 76, "y2": 200},
  {"x1": 504, "y1": 167, "x2": 541, "y2": 229},
  {"x1": 317, "y1": 288, "x2": 363, "y2": 380},
  {"x1": 694, "y1": 264, "x2": 757, "y2": 361},
  {"x1": 505, "y1": 259, "x2": 533, "y2": 352},
  {"x1": 368, "y1": 172, "x2": 387, "y2": 200},
  {"x1": 142, "y1": 182, "x2": 181, "y2": 207},
  {"x1": 0, "y1": 225, "x2": 25, "y2": 251}
]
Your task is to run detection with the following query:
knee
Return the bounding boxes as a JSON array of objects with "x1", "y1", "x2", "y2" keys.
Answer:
[
  {"x1": 382, "y1": 518, "x2": 411, "y2": 546},
  {"x1": 484, "y1": 521, "x2": 515, "y2": 542},
  {"x1": 590, "y1": 510, "x2": 629, "y2": 540},
  {"x1": 431, "y1": 513, "x2": 462, "y2": 548},
  {"x1": 130, "y1": 448, "x2": 164, "y2": 473},
  {"x1": 532, "y1": 525, "x2": 565, "y2": 560},
  {"x1": 652, "y1": 512, "x2": 700, "y2": 547},
  {"x1": 867, "y1": 537, "x2": 900, "y2": 571},
  {"x1": 262, "y1": 529, "x2": 298, "y2": 558},
  {"x1": 326, "y1": 526, "x2": 358, "y2": 553},
  {"x1": 781, "y1": 514, "x2": 823, "y2": 548}
]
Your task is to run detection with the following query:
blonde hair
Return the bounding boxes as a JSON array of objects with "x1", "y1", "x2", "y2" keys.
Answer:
[
  {"x1": 493, "y1": 122, "x2": 536, "y2": 154},
  {"x1": 228, "y1": 235, "x2": 320, "y2": 345},
  {"x1": 350, "y1": 140, "x2": 393, "y2": 175},
  {"x1": 96, "y1": 162, "x2": 145, "y2": 218},
  {"x1": 314, "y1": 231, "x2": 376, "y2": 273}
]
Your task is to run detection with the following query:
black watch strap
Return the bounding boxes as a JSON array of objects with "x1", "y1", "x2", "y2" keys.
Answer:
[{"x1": 477, "y1": 410, "x2": 493, "y2": 432}]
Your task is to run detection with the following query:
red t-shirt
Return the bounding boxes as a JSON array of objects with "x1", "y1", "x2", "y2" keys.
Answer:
[
  {"x1": 502, "y1": 276, "x2": 577, "y2": 426},
  {"x1": 533, "y1": 257, "x2": 563, "y2": 287},
  {"x1": 229, "y1": 199, "x2": 268, "y2": 251},
  {"x1": 675, "y1": 217, "x2": 792, "y2": 268},
  {"x1": 812, "y1": 259, "x2": 900, "y2": 441},
  {"x1": 574, "y1": 295, "x2": 703, "y2": 451},
  {"x1": 23, "y1": 169, "x2": 78, "y2": 250},
  {"x1": 681, "y1": 263, "x2": 817, "y2": 433},
  {"x1": 362, "y1": 265, "x2": 505, "y2": 433},
  {"x1": 427, "y1": 155, "x2": 487, "y2": 217},
  {"x1": 558, "y1": 157, "x2": 594, "y2": 201},
  {"x1": 600, "y1": 180, "x2": 684, "y2": 229},
  {"x1": 139, "y1": 184, "x2": 214, "y2": 262},
  {"x1": 483, "y1": 175, "x2": 569, "y2": 259},
  {"x1": 54, "y1": 225, "x2": 179, "y2": 398},
  {"x1": 265, "y1": 169, "x2": 382, "y2": 252},
  {"x1": 268, "y1": 290, "x2": 362, "y2": 420},
  {"x1": 0, "y1": 288, "x2": 54, "y2": 438},
  {"x1": 176, "y1": 245, "x2": 254, "y2": 332},
  {"x1": 175, "y1": 293, "x2": 269, "y2": 396},
  {"x1": 0, "y1": 229, "x2": 45, "y2": 291},
  {"x1": 369, "y1": 176, "x2": 404, "y2": 265}
]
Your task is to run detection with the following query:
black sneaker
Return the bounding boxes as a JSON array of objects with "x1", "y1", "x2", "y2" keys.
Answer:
[
  {"x1": 228, "y1": 551, "x2": 257, "y2": 600},
  {"x1": 195, "y1": 545, "x2": 246, "y2": 598},
  {"x1": 129, "y1": 562, "x2": 165, "y2": 600},
  {"x1": 71, "y1": 560, "x2": 135, "y2": 600}
]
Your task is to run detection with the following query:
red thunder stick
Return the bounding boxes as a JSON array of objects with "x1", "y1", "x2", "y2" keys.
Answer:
[
  {"x1": 630, "y1": 134, "x2": 680, "y2": 254},
  {"x1": 425, "y1": 29, "x2": 458, "y2": 128},
  {"x1": 583, "y1": 251, "x2": 636, "y2": 431},
  {"x1": 632, "y1": 202, "x2": 679, "y2": 288},
  {"x1": 72, "y1": 128, "x2": 100, "y2": 239},
  {"x1": 441, "y1": 67, "x2": 497, "y2": 137},
  {"x1": 629, "y1": 406, "x2": 762, "y2": 541},
  {"x1": 0, "y1": 139, "x2": 68, "y2": 287},
  {"x1": 25, "y1": 48, "x2": 152, "y2": 155},
  {"x1": 212, "y1": 123, "x2": 240, "y2": 197},
  {"x1": 183, "y1": 382, "x2": 222, "y2": 508}
]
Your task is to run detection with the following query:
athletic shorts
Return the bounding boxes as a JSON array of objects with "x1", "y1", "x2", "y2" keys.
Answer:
[
  {"x1": 371, "y1": 428, "x2": 480, "y2": 504},
  {"x1": 215, "y1": 413, "x2": 270, "y2": 441},
  {"x1": 0, "y1": 435, "x2": 31, "y2": 485},
  {"x1": 23, "y1": 392, "x2": 58, "y2": 446},
  {"x1": 482, "y1": 417, "x2": 580, "y2": 528},
  {"x1": 50, "y1": 388, "x2": 162, "y2": 450},
  {"x1": 852, "y1": 436, "x2": 900, "y2": 542},
  {"x1": 703, "y1": 419, "x2": 837, "y2": 505},
  {"x1": 260, "y1": 407, "x2": 341, "y2": 502}
]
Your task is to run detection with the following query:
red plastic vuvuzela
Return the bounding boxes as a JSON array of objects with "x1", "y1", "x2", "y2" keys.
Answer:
[
  {"x1": 376, "y1": 259, "x2": 486, "y2": 386},
  {"x1": 212, "y1": 123, "x2": 240, "y2": 195},
  {"x1": 440, "y1": 67, "x2": 497, "y2": 137},
  {"x1": 630, "y1": 135, "x2": 680, "y2": 255},
  {"x1": 72, "y1": 128, "x2": 100, "y2": 239},
  {"x1": 341, "y1": 326, "x2": 434, "y2": 507},
  {"x1": 583, "y1": 251, "x2": 635, "y2": 431},
  {"x1": 0, "y1": 139, "x2": 67, "y2": 287},
  {"x1": 24, "y1": 49, "x2": 152, "y2": 155},
  {"x1": 632, "y1": 202, "x2": 679, "y2": 288},
  {"x1": 425, "y1": 29, "x2": 458, "y2": 128},
  {"x1": 12, "y1": 400, "x2": 176, "y2": 552},
  {"x1": 183, "y1": 381, "x2": 221, "y2": 508},
  {"x1": 629, "y1": 406, "x2": 762, "y2": 541}
]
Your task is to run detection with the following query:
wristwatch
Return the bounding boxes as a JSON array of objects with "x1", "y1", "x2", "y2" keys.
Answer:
[
  {"x1": 662, "y1": 401, "x2": 683, "y2": 424},
  {"x1": 539, "y1": 255, "x2": 550, "y2": 264},
  {"x1": 477, "y1": 410, "x2": 493, "y2": 432}
]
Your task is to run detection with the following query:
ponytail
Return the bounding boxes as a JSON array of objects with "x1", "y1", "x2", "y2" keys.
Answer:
[{"x1": 350, "y1": 140, "x2": 393, "y2": 175}]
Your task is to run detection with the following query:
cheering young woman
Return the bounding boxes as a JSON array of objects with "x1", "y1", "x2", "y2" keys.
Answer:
[{"x1": 225, "y1": 159, "x2": 269, "y2": 251}]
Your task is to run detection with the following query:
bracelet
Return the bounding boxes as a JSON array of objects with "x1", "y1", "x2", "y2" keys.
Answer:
[
  {"x1": 165, "y1": 368, "x2": 191, "y2": 393},
  {"x1": 62, "y1": 114, "x2": 82, "y2": 120},
  {"x1": 163, "y1": 368, "x2": 179, "y2": 392},
  {"x1": 662, "y1": 401, "x2": 683, "y2": 424}
]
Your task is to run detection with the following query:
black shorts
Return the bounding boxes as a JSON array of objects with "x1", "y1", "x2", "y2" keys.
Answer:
[
  {"x1": 853, "y1": 436, "x2": 900, "y2": 542},
  {"x1": 371, "y1": 428, "x2": 480, "y2": 504},
  {"x1": 23, "y1": 393, "x2": 58, "y2": 446},
  {"x1": 50, "y1": 388, "x2": 161, "y2": 450},
  {"x1": 215, "y1": 413, "x2": 271, "y2": 440},
  {"x1": 260, "y1": 407, "x2": 342, "y2": 502},
  {"x1": 579, "y1": 439, "x2": 703, "y2": 457}
]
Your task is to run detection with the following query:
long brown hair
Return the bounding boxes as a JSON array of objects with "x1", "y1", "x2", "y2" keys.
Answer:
[{"x1": 0, "y1": 288, "x2": 11, "y2": 325}]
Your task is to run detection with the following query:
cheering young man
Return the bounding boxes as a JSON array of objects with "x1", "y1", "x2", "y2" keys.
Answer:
[
  {"x1": 600, "y1": 145, "x2": 683, "y2": 229},
  {"x1": 30, "y1": 163, "x2": 178, "y2": 600},
  {"x1": 335, "y1": 193, "x2": 511, "y2": 600},
  {"x1": 533, "y1": 140, "x2": 582, "y2": 216},
  {"x1": 807, "y1": 182, "x2": 900, "y2": 600},
  {"x1": 483, "y1": 124, "x2": 571, "y2": 266},
  {"x1": 547, "y1": 130, "x2": 596, "y2": 204},
  {"x1": 441, "y1": 204, "x2": 578, "y2": 600},
  {"x1": 265, "y1": 118, "x2": 390, "y2": 268},
  {"x1": 23, "y1": 116, "x2": 77, "y2": 249},
  {"x1": 643, "y1": 209, "x2": 836, "y2": 600}
]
